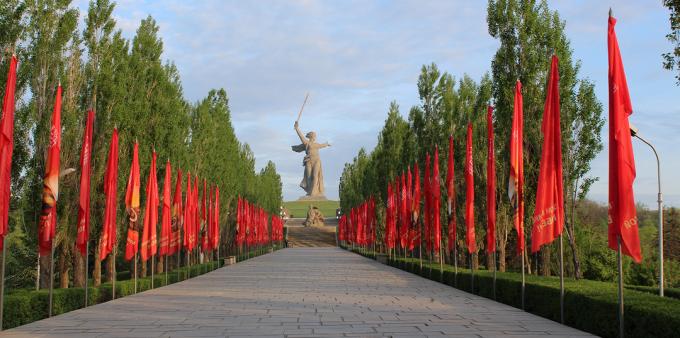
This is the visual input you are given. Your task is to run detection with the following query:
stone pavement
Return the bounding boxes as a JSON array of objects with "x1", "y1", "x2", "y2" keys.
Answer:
[{"x1": 2, "y1": 248, "x2": 593, "y2": 337}]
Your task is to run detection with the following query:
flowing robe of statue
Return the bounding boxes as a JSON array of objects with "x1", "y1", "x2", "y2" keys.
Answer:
[{"x1": 292, "y1": 122, "x2": 329, "y2": 197}]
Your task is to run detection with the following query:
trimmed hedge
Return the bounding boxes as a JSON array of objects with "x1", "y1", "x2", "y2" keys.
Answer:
[
  {"x1": 347, "y1": 247, "x2": 680, "y2": 338},
  {"x1": 625, "y1": 285, "x2": 680, "y2": 300},
  {"x1": 3, "y1": 248, "x2": 274, "y2": 330}
]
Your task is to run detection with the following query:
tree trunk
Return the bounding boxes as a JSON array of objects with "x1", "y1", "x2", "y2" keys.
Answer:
[
  {"x1": 541, "y1": 246, "x2": 551, "y2": 276},
  {"x1": 141, "y1": 259, "x2": 147, "y2": 277},
  {"x1": 73, "y1": 244, "x2": 85, "y2": 287},
  {"x1": 59, "y1": 244, "x2": 69, "y2": 288},
  {"x1": 39, "y1": 254, "x2": 51, "y2": 289},
  {"x1": 498, "y1": 240, "x2": 506, "y2": 272},
  {"x1": 487, "y1": 252, "x2": 494, "y2": 271},
  {"x1": 105, "y1": 251, "x2": 115, "y2": 282},
  {"x1": 565, "y1": 219, "x2": 582, "y2": 279},
  {"x1": 157, "y1": 255, "x2": 164, "y2": 274},
  {"x1": 94, "y1": 241, "x2": 101, "y2": 286},
  {"x1": 471, "y1": 252, "x2": 479, "y2": 270}
]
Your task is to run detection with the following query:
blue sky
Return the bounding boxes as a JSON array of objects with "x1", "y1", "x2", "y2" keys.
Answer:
[{"x1": 73, "y1": 0, "x2": 679, "y2": 207}]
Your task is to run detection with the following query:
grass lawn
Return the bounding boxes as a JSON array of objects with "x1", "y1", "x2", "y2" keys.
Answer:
[{"x1": 283, "y1": 200, "x2": 339, "y2": 218}]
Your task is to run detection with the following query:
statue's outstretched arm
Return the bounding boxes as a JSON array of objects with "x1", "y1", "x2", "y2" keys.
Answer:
[
  {"x1": 318, "y1": 142, "x2": 330, "y2": 149},
  {"x1": 294, "y1": 121, "x2": 307, "y2": 144}
]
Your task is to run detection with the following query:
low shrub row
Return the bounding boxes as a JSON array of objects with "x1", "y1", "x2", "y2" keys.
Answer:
[
  {"x1": 346, "y1": 247, "x2": 680, "y2": 338},
  {"x1": 3, "y1": 248, "x2": 274, "y2": 330}
]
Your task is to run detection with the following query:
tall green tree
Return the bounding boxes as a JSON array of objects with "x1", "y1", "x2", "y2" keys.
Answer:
[
  {"x1": 663, "y1": 0, "x2": 680, "y2": 84},
  {"x1": 487, "y1": 0, "x2": 603, "y2": 277}
]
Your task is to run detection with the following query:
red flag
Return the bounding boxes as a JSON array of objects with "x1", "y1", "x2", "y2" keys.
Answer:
[
  {"x1": 193, "y1": 176, "x2": 199, "y2": 251},
  {"x1": 124, "y1": 142, "x2": 141, "y2": 261},
  {"x1": 531, "y1": 56, "x2": 565, "y2": 253},
  {"x1": 213, "y1": 186, "x2": 220, "y2": 250},
  {"x1": 424, "y1": 153, "x2": 431, "y2": 252},
  {"x1": 183, "y1": 171, "x2": 192, "y2": 251},
  {"x1": 206, "y1": 186, "x2": 213, "y2": 252},
  {"x1": 76, "y1": 110, "x2": 95, "y2": 255},
  {"x1": 465, "y1": 123, "x2": 475, "y2": 254},
  {"x1": 447, "y1": 136, "x2": 457, "y2": 252},
  {"x1": 433, "y1": 146, "x2": 441, "y2": 252},
  {"x1": 413, "y1": 163, "x2": 420, "y2": 221},
  {"x1": 99, "y1": 129, "x2": 119, "y2": 260},
  {"x1": 607, "y1": 15, "x2": 641, "y2": 262},
  {"x1": 0, "y1": 55, "x2": 17, "y2": 249},
  {"x1": 201, "y1": 179, "x2": 207, "y2": 250},
  {"x1": 38, "y1": 85, "x2": 62, "y2": 256},
  {"x1": 159, "y1": 160, "x2": 172, "y2": 256},
  {"x1": 140, "y1": 151, "x2": 158, "y2": 261},
  {"x1": 487, "y1": 106, "x2": 497, "y2": 253},
  {"x1": 509, "y1": 80, "x2": 525, "y2": 255},
  {"x1": 399, "y1": 173, "x2": 407, "y2": 249},
  {"x1": 170, "y1": 168, "x2": 182, "y2": 255},
  {"x1": 385, "y1": 183, "x2": 394, "y2": 250}
]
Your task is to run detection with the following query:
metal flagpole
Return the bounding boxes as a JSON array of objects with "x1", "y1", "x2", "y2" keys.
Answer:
[
  {"x1": 0, "y1": 238, "x2": 6, "y2": 330},
  {"x1": 48, "y1": 244, "x2": 55, "y2": 317},
  {"x1": 112, "y1": 246, "x2": 116, "y2": 300},
  {"x1": 559, "y1": 233, "x2": 565, "y2": 324},
  {"x1": 134, "y1": 253, "x2": 138, "y2": 293},
  {"x1": 84, "y1": 241, "x2": 89, "y2": 307},
  {"x1": 493, "y1": 250, "x2": 497, "y2": 300},
  {"x1": 617, "y1": 237, "x2": 625, "y2": 338},
  {"x1": 165, "y1": 255, "x2": 168, "y2": 285},
  {"x1": 151, "y1": 256, "x2": 155, "y2": 289},
  {"x1": 521, "y1": 248, "x2": 525, "y2": 310},
  {"x1": 470, "y1": 252, "x2": 474, "y2": 293}
]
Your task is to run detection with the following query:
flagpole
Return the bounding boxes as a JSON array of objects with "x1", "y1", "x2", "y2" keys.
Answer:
[
  {"x1": 151, "y1": 256, "x2": 155, "y2": 289},
  {"x1": 617, "y1": 237, "x2": 625, "y2": 338},
  {"x1": 48, "y1": 244, "x2": 55, "y2": 317},
  {"x1": 521, "y1": 248, "x2": 525, "y2": 310},
  {"x1": 112, "y1": 246, "x2": 116, "y2": 300},
  {"x1": 84, "y1": 241, "x2": 89, "y2": 307},
  {"x1": 493, "y1": 250, "x2": 497, "y2": 300},
  {"x1": 559, "y1": 233, "x2": 565, "y2": 324},
  {"x1": 0, "y1": 238, "x2": 6, "y2": 330},
  {"x1": 134, "y1": 253, "x2": 138, "y2": 293},
  {"x1": 470, "y1": 252, "x2": 474, "y2": 293},
  {"x1": 165, "y1": 255, "x2": 168, "y2": 285}
]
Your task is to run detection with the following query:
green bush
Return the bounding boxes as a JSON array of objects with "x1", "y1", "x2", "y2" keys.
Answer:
[
  {"x1": 2, "y1": 247, "x2": 278, "y2": 330},
  {"x1": 345, "y1": 247, "x2": 680, "y2": 338}
]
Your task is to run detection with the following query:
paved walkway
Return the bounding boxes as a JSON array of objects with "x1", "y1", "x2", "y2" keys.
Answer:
[{"x1": 2, "y1": 248, "x2": 592, "y2": 337}]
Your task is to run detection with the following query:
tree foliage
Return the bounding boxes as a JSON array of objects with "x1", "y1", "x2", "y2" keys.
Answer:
[{"x1": 1, "y1": 0, "x2": 282, "y2": 290}]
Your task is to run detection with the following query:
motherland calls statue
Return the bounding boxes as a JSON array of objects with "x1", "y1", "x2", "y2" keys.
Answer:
[{"x1": 292, "y1": 121, "x2": 330, "y2": 198}]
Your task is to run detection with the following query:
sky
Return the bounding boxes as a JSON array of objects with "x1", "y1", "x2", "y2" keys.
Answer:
[{"x1": 73, "y1": 0, "x2": 679, "y2": 207}]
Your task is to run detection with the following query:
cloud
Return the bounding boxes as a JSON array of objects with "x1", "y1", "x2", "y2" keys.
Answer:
[{"x1": 72, "y1": 0, "x2": 679, "y2": 206}]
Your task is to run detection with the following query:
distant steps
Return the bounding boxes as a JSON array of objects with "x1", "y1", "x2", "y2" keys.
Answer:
[{"x1": 286, "y1": 218, "x2": 337, "y2": 247}]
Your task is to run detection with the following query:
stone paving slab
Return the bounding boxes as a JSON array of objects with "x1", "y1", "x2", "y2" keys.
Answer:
[{"x1": 1, "y1": 248, "x2": 593, "y2": 337}]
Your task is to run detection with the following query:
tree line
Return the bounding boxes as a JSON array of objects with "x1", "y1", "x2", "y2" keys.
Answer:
[
  {"x1": 0, "y1": 0, "x2": 282, "y2": 290},
  {"x1": 340, "y1": 0, "x2": 677, "y2": 288}
]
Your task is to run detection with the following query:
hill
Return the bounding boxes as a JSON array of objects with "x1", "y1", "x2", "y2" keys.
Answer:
[{"x1": 283, "y1": 200, "x2": 339, "y2": 219}]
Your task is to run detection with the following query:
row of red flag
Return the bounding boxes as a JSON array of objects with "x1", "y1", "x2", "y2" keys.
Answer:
[
  {"x1": 339, "y1": 15, "x2": 641, "y2": 263},
  {"x1": 235, "y1": 197, "x2": 279, "y2": 247},
  {"x1": 0, "y1": 55, "x2": 227, "y2": 262}
]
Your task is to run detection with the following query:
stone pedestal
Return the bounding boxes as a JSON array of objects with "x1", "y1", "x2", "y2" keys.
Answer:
[{"x1": 224, "y1": 256, "x2": 236, "y2": 266}]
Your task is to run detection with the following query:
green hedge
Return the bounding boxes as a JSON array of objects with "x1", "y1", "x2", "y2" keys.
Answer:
[
  {"x1": 3, "y1": 248, "x2": 275, "y2": 330},
  {"x1": 625, "y1": 285, "x2": 680, "y2": 300},
  {"x1": 346, "y1": 247, "x2": 680, "y2": 338}
]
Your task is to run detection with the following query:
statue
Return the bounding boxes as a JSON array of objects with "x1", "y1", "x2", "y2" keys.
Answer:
[
  {"x1": 292, "y1": 120, "x2": 330, "y2": 198},
  {"x1": 303, "y1": 205, "x2": 325, "y2": 227}
]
